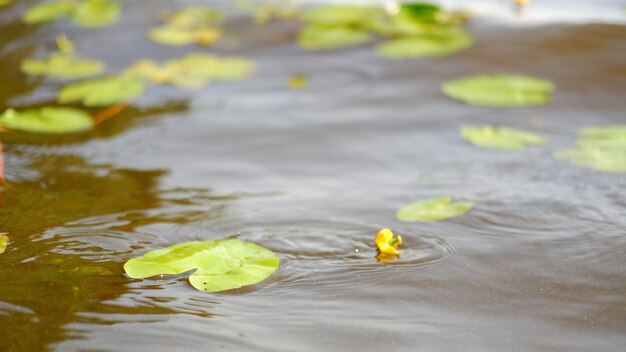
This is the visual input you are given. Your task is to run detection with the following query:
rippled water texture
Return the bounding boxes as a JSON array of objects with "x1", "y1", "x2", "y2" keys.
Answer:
[{"x1": 1, "y1": 1, "x2": 626, "y2": 351}]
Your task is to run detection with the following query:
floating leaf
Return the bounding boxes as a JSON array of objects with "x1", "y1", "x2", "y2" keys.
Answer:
[
  {"x1": 398, "y1": 2, "x2": 442, "y2": 23},
  {"x1": 0, "y1": 234, "x2": 8, "y2": 254},
  {"x1": 59, "y1": 76, "x2": 146, "y2": 106},
  {"x1": 300, "y1": 5, "x2": 383, "y2": 26},
  {"x1": 288, "y1": 74, "x2": 309, "y2": 89},
  {"x1": 461, "y1": 125, "x2": 547, "y2": 150},
  {"x1": 377, "y1": 27, "x2": 472, "y2": 58},
  {"x1": 124, "y1": 239, "x2": 280, "y2": 292},
  {"x1": 0, "y1": 0, "x2": 13, "y2": 7},
  {"x1": 0, "y1": 107, "x2": 93, "y2": 134},
  {"x1": 148, "y1": 26, "x2": 220, "y2": 46},
  {"x1": 555, "y1": 125, "x2": 626, "y2": 173},
  {"x1": 164, "y1": 6, "x2": 223, "y2": 28},
  {"x1": 124, "y1": 54, "x2": 255, "y2": 88},
  {"x1": 23, "y1": 1, "x2": 77, "y2": 24},
  {"x1": 21, "y1": 53, "x2": 104, "y2": 79},
  {"x1": 375, "y1": 229, "x2": 402, "y2": 255},
  {"x1": 397, "y1": 197, "x2": 473, "y2": 222},
  {"x1": 298, "y1": 25, "x2": 371, "y2": 50},
  {"x1": 72, "y1": 0, "x2": 120, "y2": 28},
  {"x1": 442, "y1": 74, "x2": 555, "y2": 107}
]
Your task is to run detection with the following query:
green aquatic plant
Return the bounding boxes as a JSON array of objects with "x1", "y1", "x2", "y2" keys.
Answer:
[
  {"x1": 0, "y1": 0, "x2": 12, "y2": 6},
  {"x1": 23, "y1": 0, "x2": 120, "y2": 28},
  {"x1": 377, "y1": 26, "x2": 472, "y2": 58},
  {"x1": 58, "y1": 76, "x2": 146, "y2": 106},
  {"x1": 0, "y1": 107, "x2": 93, "y2": 134},
  {"x1": 300, "y1": 5, "x2": 383, "y2": 26},
  {"x1": 124, "y1": 239, "x2": 280, "y2": 292},
  {"x1": 148, "y1": 6, "x2": 223, "y2": 46},
  {"x1": 20, "y1": 35, "x2": 105, "y2": 79},
  {"x1": 397, "y1": 197, "x2": 473, "y2": 222},
  {"x1": 555, "y1": 125, "x2": 626, "y2": 173},
  {"x1": 442, "y1": 74, "x2": 555, "y2": 107},
  {"x1": 124, "y1": 54, "x2": 255, "y2": 88},
  {"x1": 298, "y1": 25, "x2": 371, "y2": 50},
  {"x1": 461, "y1": 125, "x2": 547, "y2": 150}
]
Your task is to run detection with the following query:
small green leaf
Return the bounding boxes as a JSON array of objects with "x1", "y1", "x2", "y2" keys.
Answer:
[
  {"x1": 555, "y1": 148, "x2": 626, "y2": 173},
  {"x1": 377, "y1": 27, "x2": 472, "y2": 59},
  {"x1": 397, "y1": 197, "x2": 473, "y2": 222},
  {"x1": 0, "y1": 107, "x2": 93, "y2": 134},
  {"x1": 72, "y1": 0, "x2": 120, "y2": 28},
  {"x1": 20, "y1": 53, "x2": 104, "y2": 79},
  {"x1": 148, "y1": 26, "x2": 220, "y2": 46},
  {"x1": 461, "y1": 125, "x2": 547, "y2": 150},
  {"x1": 164, "y1": 6, "x2": 223, "y2": 28},
  {"x1": 301, "y1": 5, "x2": 383, "y2": 26},
  {"x1": 58, "y1": 76, "x2": 146, "y2": 106},
  {"x1": 398, "y1": 2, "x2": 442, "y2": 23},
  {"x1": 298, "y1": 25, "x2": 371, "y2": 50},
  {"x1": 123, "y1": 239, "x2": 280, "y2": 292},
  {"x1": 23, "y1": 1, "x2": 77, "y2": 24},
  {"x1": 442, "y1": 74, "x2": 555, "y2": 107},
  {"x1": 577, "y1": 125, "x2": 626, "y2": 141}
]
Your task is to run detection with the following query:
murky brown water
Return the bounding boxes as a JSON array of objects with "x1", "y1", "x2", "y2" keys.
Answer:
[{"x1": 1, "y1": 1, "x2": 626, "y2": 351}]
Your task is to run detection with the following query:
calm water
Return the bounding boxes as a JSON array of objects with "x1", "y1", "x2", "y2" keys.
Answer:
[{"x1": 1, "y1": 1, "x2": 626, "y2": 351}]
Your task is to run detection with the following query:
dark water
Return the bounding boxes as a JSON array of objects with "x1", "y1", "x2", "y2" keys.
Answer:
[{"x1": 1, "y1": 1, "x2": 626, "y2": 351}]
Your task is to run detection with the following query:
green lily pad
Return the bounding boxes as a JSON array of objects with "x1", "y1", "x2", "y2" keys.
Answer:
[
  {"x1": 0, "y1": 107, "x2": 93, "y2": 134},
  {"x1": 0, "y1": 235, "x2": 8, "y2": 254},
  {"x1": 164, "y1": 6, "x2": 223, "y2": 28},
  {"x1": 397, "y1": 197, "x2": 473, "y2": 222},
  {"x1": 123, "y1": 239, "x2": 280, "y2": 292},
  {"x1": 124, "y1": 54, "x2": 255, "y2": 88},
  {"x1": 23, "y1": 1, "x2": 77, "y2": 24},
  {"x1": 21, "y1": 53, "x2": 104, "y2": 79},
  {"x1": 72, "y1": 0, "x2": 120, "y2": 28},
  {"x1": 298, "y1": 25, "x2": 371, "y2": 50},
  {"x1": 398, "y1": 2, "x2": 442, "y2": 23},
  {"x1": 577, "y1": 125, "x2": 626, "y2": 141},
  {"x1": 58, "y1": 76, "x2": 146, "y2": 106},
  {"x1": 461, "y1": 125, "x2": 547, "y2": 150},
  {"x1": 442, "y1": 75, "x2": 555, "y2": 107},
  {"x1": 148, "y1": 26, "x2": 220, "y2": 46},
  {"x1": 555, "y1": 148, "x2": 626, "y2": 173},
  {"x1": 301, "y1": 5, "x2": 383, "y2": 26},
  {"x1": 377, "y1": 27, "x2": 472, "y2": 58},
  {"x1": 0, "y1": 0, "x2": 13, "y2": 7}
]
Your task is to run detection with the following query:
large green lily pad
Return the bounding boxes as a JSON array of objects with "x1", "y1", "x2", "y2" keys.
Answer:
[
  {"x1": 0, "y1": 107, "x2": 93, "y2": 134},
  {"x1": 298, "y1": 25, "x2": 371, "y2": 50},
  {"x1": 461, "y1": 125, "x2": 547, "y2": 150},
  {"x1": 442, "y1": 75, "x2": 555, "y2": 107},
  {"x1": 377, "y1": 27, "x2": 472, "y2": 58},
  {"x1": 58, "y1": 76, "x2": 146, "y2": 106},
  {"x1": 23, "y1": 0, "x2": 119, "y2": 27},
  {"x1": 124, "y1": 239, "x2": 280, "y2": 292},
  {"x1": 23, "y1": 1, "x2": 77, "y2": 24},
  {"x1": 397, "y1": 197, "x2": 473, "y2": 222}
]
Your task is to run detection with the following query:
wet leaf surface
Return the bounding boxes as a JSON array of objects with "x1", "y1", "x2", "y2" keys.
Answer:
[
  {"x1": 442, "y1": 74, "x2": 555, "y2": 107},
  {"x1": 124, "y1": 239, "x2": 280, "y2": 292},
  {"x1": 298, "y1": 25, "x2": 371, "y2": 50},
  {"x1": 0, "y1": 107, "x2": 93, "y2": 134},
  {"x1": 377, "y1": 26, "x2": 472, "y2": 58},
  {"x1": 461, "y1": 125, "x2": 547, "y2": 150},
  {"x1": 556, "y1": 125, "x2": 626, "y2": 172},
  {"x1": 58, "y1": 76, "x2": 146, "y2": 106},
  {"x1": 397, "y1": 197, "x2": 473, "y2": 222}
]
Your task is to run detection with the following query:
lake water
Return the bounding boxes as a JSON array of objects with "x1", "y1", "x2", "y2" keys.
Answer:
[{"x1": 1, "y1": 0, "x2": 626, "y2": 351}]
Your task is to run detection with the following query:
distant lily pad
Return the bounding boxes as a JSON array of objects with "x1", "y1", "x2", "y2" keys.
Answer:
[
  {"x1": 298, "y1": 25, "x2": 371, "y2": 50},
  {"x1": 21, "y1": 53, "x2": 104, "y2": 79},
  {"x1": 164, "y1": 6, "x2": 223, "y2": 28},
  {"x1": 300, "y1": 5, "x2": 383, "y2": 26},
  {"x1": 23, "y1": 0, "x2": 119, "y2": 27},
  {"x1": 148, "y1": 26, "x2": 220, "y2": 46},
  {"x1": 124, "y1": 54, "x2": 255, "y2": 88},
  {"x1": 377, "y1": 27, "x2": 472, "y2": 58},
  {"x1": 397, "y1": 197, "x2": 473, "y2": 222},
  {"x1": 72, "y1": 0, "x2": 120, "y2": 28},
  {"x1": 0, "y1": 107, "x2": 93, "y2": 134},
  {"x1": 398, "y1": 2, "x2": 443, "y2": 23},
  {"x1": 577, "y1": 125, "x2": 626, "y2": 141},
  {"x1": 556, "y1": 125, "x2": 626, "y2": 173},
  {"x1": 124, "y1": 239, "x2": 280, "y2": 292},
  {"x1": 58, "y1": 76, "x2": 146, "y2": 106},
  {"x1": 461, "y1": 125, "x2": 547, "y2": 150},
  {"x1": 0, "y1": 0, "x2": 13, "y2": 7},
  {"x1": 442, "y1": 75, "x2": 555, "y2": 107},
  {"x1": 23, "y1": 1, "x2": 77, "y2": 24}
]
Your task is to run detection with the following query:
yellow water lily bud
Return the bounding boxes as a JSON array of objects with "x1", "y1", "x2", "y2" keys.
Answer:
[{"x1": 375, "y1": 228, "x2": 402, "y2": 255}]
